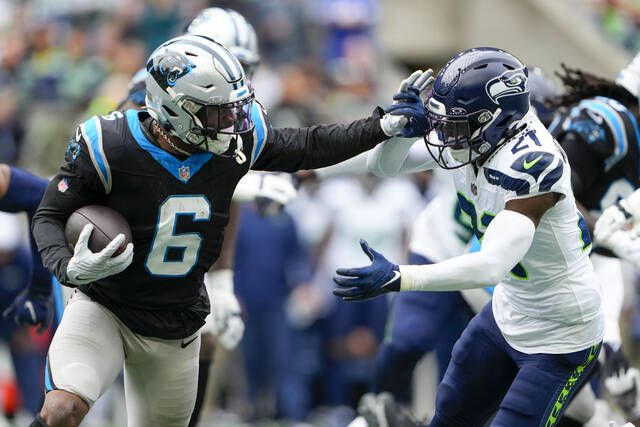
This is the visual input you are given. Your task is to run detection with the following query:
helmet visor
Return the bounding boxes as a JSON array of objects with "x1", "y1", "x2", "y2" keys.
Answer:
[
  {"x1": 194, "y1": 96, "x2": 254, "y2": 135},
  {"x1": 426, "y1": 108, "x2": 492, "y2": 149}
]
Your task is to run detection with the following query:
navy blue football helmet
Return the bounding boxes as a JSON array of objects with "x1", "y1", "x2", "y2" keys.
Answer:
[{"x1": 425, "y1": 47, "x2": 530, "y2": 168}]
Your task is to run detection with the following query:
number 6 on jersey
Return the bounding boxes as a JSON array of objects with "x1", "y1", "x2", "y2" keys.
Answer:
[{"x1": 145, "y1": 195, "x2": 211, "y2": 277}]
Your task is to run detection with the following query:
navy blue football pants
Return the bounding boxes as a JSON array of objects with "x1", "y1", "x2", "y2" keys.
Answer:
[
  {"x1": 373, "y1": 253, "x2": 474, "y2": 402},
  {"x1": 430, "y1": 303, "x2": 601, "y2": 427}
]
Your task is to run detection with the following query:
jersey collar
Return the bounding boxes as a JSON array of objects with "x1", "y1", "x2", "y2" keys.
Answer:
[{"x1": 126, "y1": 110, "x2": 212, "y2": 183}]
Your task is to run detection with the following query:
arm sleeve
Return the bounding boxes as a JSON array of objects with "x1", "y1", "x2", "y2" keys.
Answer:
[
  {"x1": 31, "y1": 130, "x2": 107, "y2": 285},
  {"x1": 399, "y1": 210, "x2": 535, "y2": 291},
  {"x1": 250, "y1": 105, "x2": 389, "y2": 172},
  {"x1": 313, "y1": 152, "x2": 369, "y2": 180},
  {"x1": 367, "y1": 136, "x2": 437, "y2": 177}
]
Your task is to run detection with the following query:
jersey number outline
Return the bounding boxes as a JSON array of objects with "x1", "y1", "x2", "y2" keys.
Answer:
[{"x1": 145, "y1": 195, "x2": 211, "y2": 277}]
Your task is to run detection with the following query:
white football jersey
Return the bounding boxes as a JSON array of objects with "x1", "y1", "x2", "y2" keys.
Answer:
[{"x1": 444, "y1": 113, "x2": 603, "y2": 353}]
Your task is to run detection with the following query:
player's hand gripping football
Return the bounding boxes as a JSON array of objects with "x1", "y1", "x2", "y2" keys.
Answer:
[
  {"x1": 380, "y1": 70, "x2": 434, "y2": 138},
  {"x1": 333, "y1": 239, "x2": 401, "y2": 301},
  {"x1": 66, "y1": 224, "x2": 134, "y2": 285},
  {"x1": 206, "y1": 269, "x2": 245, "y2": 350},
  {"x1": 3, "y1": 288, "x2": 52, "y2": 333}
]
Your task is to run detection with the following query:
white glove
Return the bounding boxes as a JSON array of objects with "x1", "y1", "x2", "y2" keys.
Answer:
[
  {"x1": 66, "y1": 224, "x2": 134, "y2": 286},
  {"x1": 255, "y1": 173, "x2": 297, "y2": 205},
  {"x1": 597, "y1": 229, "x2": 640, "y2": 268},
  {"x1": 205, "y1": 269, "x2": 244, "y2": 350},
  {"x1": 595, "y1": 200, "x2": 632, "y2": 246},
  {"x1": 232, "y1": 172, "x2": 262, "y2": 203}
]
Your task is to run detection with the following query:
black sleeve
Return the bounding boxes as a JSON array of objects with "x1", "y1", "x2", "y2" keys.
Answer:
[
  {"x1": 558, "y1": 132, "x2": 604, "y2": 200},
  {"x1": 250, "y1": 107, "x2": 388, "y2": 172},
  {"x1": 31, "y1": 132, "x2": 106, "y2": 285}
]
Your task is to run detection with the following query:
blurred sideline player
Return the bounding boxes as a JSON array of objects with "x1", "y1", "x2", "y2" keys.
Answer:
[
  {"x1": 29, "y1": 33, "x2": 423, "y2": 427},
  {"x1": 0, "y1": 212, "x2": 48, "y2": 416},
  {"x1": 0, "y1": 166, "x2": 51, "y2": 331},
  {"x1": 336, "y1": 48, "x2": 603, "y2": 426}
]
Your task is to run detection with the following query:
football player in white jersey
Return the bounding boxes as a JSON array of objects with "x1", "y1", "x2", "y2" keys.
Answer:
[{"x1": 333, "y1": 47, "x2": 604, "y2": 426}]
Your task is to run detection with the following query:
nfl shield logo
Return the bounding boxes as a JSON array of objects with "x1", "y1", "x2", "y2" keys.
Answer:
[
  {"x1": 471, "y1": 183, "x2": 478, "y2": 195},
  {"x1": 178, "y1": 166, "x2": 190, "y2": 181}
]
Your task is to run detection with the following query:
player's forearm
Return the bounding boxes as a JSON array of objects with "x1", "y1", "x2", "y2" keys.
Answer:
[
  {"x1": 313, "y1": 152, "x2": 368, "y2": 180},
  {"x1": 400, "y1": 210, "x2": 535, "y2": 292},
  {"x1": 367, "y1": 136, "x2": 435, "y2": 178},
  {"x1": 254, "y1": 111, "x2": 388, "y2": 172},
  {"x1": 212, "y1": 202, "x2": 240, "y2": 271},
  {"x1": 32, "y1": 213, "x2": 72, "y2": 286}
]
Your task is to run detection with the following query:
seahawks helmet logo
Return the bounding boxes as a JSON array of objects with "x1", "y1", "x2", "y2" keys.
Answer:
[
  {"x1": 485, "y1": 68, "x2": 528, "y2": 104},
  {"x1": 148, "y1": 50, "x2": 196, "y2": 89}
]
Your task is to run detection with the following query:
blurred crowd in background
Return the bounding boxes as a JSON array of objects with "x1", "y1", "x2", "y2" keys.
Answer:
[{"x1": 0, "y1": 0, "x2": 639, "y2": 425}]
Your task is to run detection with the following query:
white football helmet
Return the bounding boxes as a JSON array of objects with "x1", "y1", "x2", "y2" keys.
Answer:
[
  {"x1": 617, "y1": 51, "x2": 640, "y2": 99},
  {"x1": 187, "y1": 8, "x2": 260, "y2": 79},
  {"x1": 145, "y1": 34, "x2": 254, "y2": 160}
]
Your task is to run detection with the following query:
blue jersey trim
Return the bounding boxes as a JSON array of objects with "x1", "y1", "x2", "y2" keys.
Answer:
[
  {"x1": 126, "y1": 110, "x2": 212, "y2": 183},
  {"x1": 580, "y1": 99, "x2": 628, "y2": 171},
  {"x1": 250, "y1": 102, "x2": 268, "y2": 166},
  {"x1": 539, "y1": 161, "x2": 564, "y2": 192},
  {"x1": 45, "y1": 356, "x2": 55, "y2": 391},
  {"x1": 52, "y1": 277, "x2": 65, "y2": 325},
  {"x1": 483, "y1": 168, "x2": 530, "y2": 195},
  {"x1": 81, "y1": 117, "x2": 111, "y2": 193}
]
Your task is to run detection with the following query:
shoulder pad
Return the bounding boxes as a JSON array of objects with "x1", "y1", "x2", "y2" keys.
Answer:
[
  {"x1": 485, "y1": 128, "x2": 566, "y2": 197},
  {"x1": 76, "y1": 112, "x2": 127, "y2": 194},
  {"x1": 563, "y1": 97, "x2": 639, "y2": 171}
]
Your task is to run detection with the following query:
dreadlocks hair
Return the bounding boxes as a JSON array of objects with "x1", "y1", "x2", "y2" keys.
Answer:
[{"x1": 551, "y1": 63, "x2": 637, "y2": 109}]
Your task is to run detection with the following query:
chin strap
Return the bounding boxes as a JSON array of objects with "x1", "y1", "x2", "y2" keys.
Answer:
[{"x1": 233, "y1": 136, "x2": 247, "y2": 164}]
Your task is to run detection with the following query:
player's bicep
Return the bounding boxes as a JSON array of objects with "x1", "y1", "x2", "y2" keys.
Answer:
[{"x1": 505, "y1": 192, "x2": 560, "y2": 227}]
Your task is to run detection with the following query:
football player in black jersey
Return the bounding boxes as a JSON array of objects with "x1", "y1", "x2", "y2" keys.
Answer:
[
  {"x1": 29, "y1": 35, "x2": 429, "y2": 427},
  {"x1": 544, "y1": 57, "x2": 640, "y2": 425}
]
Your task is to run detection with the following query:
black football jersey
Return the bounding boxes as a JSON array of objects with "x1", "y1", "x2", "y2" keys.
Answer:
[
  {"x1": 33, "y1": 106, "x2": 387, "y2": 339},
  {"x1": 551, "y1": 96, "x2": 640, "y2": 214}
]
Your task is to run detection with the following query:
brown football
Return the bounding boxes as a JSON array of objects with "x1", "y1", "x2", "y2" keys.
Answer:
[{"x1": 65, "y1": 205, "x2": 132, "y2": 256}]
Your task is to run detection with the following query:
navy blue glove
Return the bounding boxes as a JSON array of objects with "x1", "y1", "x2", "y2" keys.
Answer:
[
  {"x1": 3, "y1": 288, "x2": 52, "y2": 333},
  {"x1": 380, "y1": 70, "x2": 433, "y2": 138},
  {"x1": 604, "y1": 342, "x2": 630, "y2": 378},
  {"x1": 333, "y1": 240, "x2": 401, "y2": 301}
]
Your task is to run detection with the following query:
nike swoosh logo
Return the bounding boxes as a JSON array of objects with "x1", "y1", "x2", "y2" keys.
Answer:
[
  {"x1": 381, "y1": 271, "x2": 401, "y2": 289},
  {"x1": 181, "y1": 336, "x2": 198, "y2": 348},
  {"x1": 24, "y1": 301, "x2": 36, "y2": 323},
  {"x1": 523, "y1": 155, "x2": 543, "y2": 170}
]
